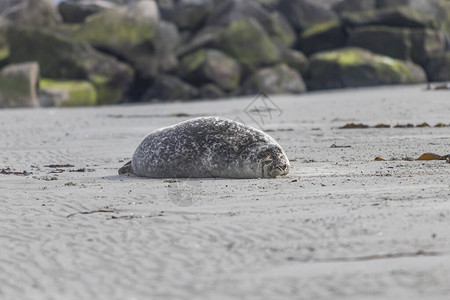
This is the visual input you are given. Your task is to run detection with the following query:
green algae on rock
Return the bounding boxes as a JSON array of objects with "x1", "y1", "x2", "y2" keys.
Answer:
[
  {"x1": 39, "y1": 78, "x2": 97, "y2": 107},
  {"x1": 308, "y1": 47, "x2": 426, "y2": 90},
  {"x1": 217, "y1": 18, "x2": 280, "y2": 70}
]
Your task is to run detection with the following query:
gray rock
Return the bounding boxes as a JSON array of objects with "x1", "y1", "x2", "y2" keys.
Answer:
[
  {"x1": 216, "y1": 18, "x2": 280, "y2": 71},
  {"x1": 143, "y1": 75, "x2": 199, "y2": 101},
  {"x1": 155, "y1": 21, "x2": 181, "y2": 73},
  {"x1": 0, "y1": 62, "x2": 40, "y2": 108},
  {"x1": 277, "y1": 0, "x2": 338, "y2": 32},
  {"x1": 0, "y1": 0, "x2": 61, "y2": 28},
  {"x1": 300, "y1": 19, "x2": 346, "y2": 55},
  {"x1": 348, "y1": 26, "x2": 446, "y2": 66},
  {"x1": 160, "y1": 0, "x2": 213, "y2": 30},
  {"x1": 58, "y1": 0, "x2": 117, "y2": 24},
  {"x1": 254, "y1": 0, "x2": 280, "y2": 11},
  {"x1": 279, "y1": 47, "x2": 309, "y2": 75},
  {"x1": 332, "y1": 0, "x2": 376, "y2": 14},
  {"x1": 199, "y1": 84, "x2": 225, "y2": 99},
  {"x1": 7, "y1": 27, "x2": 134, "y2": 104},
  {"x1": 176, "y1": 26, "x2": 221, "y2": 57},
  {"x1": 410, "y1": 28, "x2": 446, "y2": 66},
  {"x1": 243, "y1": 63, "x2": 306, "y2": 95},
  {"x1": 264, "y1": 12, "x2": 296, "y2": 48},
  {"x1": 342, "y1": 6, "x2": 438, "y2": 29},
  {"x1": 206, "y1": 0, "x2": 270, "y2": 28},
  {"x1": 307, "y1": 47, "x2": 427, "y2": 90},
  {"x1": 72, "y1": 1, "x2": 159, "y2": 79},
  {"x1": 179, "y1": 49, "x2": 241, "y2": 90},
  {"x1": 425, "y1": 52, "x2": 450, "y2": 81},
  {"x1": 348, "y1": 26, "x2": 411, "y2": 60}
]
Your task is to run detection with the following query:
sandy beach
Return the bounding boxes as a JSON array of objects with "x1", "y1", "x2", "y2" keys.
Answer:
[{"x1": 1, "y1": 85, "x2": 450, "y2": 300}]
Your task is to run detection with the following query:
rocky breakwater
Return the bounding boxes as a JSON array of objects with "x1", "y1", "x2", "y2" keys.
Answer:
[{"x1": 0, "y1": 0, "x2": 449, "y2": 108}]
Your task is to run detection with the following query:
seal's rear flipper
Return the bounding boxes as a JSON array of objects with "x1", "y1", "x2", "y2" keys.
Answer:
[{"x1": 118, "y1": 161, "x2": 133, "y2": 175}]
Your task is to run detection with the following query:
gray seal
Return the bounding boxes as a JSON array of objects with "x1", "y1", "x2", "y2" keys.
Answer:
[{"x1": 119, "y1": 116, "x2": 290, "y2": 178}]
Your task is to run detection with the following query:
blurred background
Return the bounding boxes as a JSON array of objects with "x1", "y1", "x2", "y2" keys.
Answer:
[{"x1": 0, "y1": 0, "x2": 449, "y2": 108}]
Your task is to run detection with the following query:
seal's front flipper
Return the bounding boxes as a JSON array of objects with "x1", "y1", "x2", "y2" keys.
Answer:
[{"x1": 118, "y1": 160, "x2": 133, "y2": 175}]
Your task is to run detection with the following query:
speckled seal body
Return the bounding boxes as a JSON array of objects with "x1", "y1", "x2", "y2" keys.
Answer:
[{"x1": 119, "y1": 116, "x2": 290, "y2": 178}]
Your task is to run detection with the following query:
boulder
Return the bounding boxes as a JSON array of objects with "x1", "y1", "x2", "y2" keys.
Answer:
[
  {"x1": 409, "y1": 28, "x2": 446, "y2": 66},
  {"x1": 8, "y1": 27, "x2": 134, "y2": 104},
  {"x1": 206, "y1": 0, "x2": 270, "y2": 27},
  {"x1": 264, "y1": 12, "x2": 296, "y2": 48},
  {"x1": 277, "y1": 0, "x2": 338, "y2": 32},
  {"x1": 176, "y1": 26, "x2": 221, "y2": 57},
  {"x1": 342, "y1": 7, "x2": 438, "y2": 29},
  {"x1": 0, "y1": 62, "x2": 40, "y2": 108},
  {"x1": 58, "y1": 0, "x2": 117, "y2": 24},
  {"x1": 199, "y1": 83, "x2": 225, "y2": 99},
  {"x1": 0, "y1": 0, "x2": 61, "y2": 28},
  {"x1": 243, "y1": 63, "x2": 306, "y2": 95},
  {"x1": 300, "y1": 19, "x2": 346, "y2": 55},
  {"x1": 348, "y1": 26, "x2": 411, "y2": 60},
  {"x1": 143, "y1": 75, "x2": 199, "y2": 101},
  {"x1": 307, "y1": 47, "x2": 427, "y2": 90},
  {"x1": 72, "y1": 1, "x2": 159, "y2": 78},
  {"x1": 279, "y1": 47, "x2": 309, "y2": 75},
  {"x1": 155, "y1": 21, "x2": 181, "y2": 73},
  {"x1": 39, "y1": 78, "x2": 97, "y2": 107},
  {"x1": 179, "y1": 49, "x2": 241, "y2": 90},
  {"x1": 254, "y1": 0, "x2": 280, "y2": 11},
  {"x1": 216, "y1": 18, "x2": 280, "y2": 70},
  {"x1": 160, "y1": 0, "x2": 213, "y2": 30},
  {"x1": 332, "y1": 0, "x2": 376, "y2": 14},
  {"x1": 425, "y1": 52, "x2": 450, "y2": 81},
  {"x1": 348, "y1": 26, "x2": 446, "y2": 65}
]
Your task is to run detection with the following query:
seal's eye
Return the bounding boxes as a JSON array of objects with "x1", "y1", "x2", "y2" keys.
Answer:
[{"x1": 264, "y1": 160, "x2": 273, "y2": 165}]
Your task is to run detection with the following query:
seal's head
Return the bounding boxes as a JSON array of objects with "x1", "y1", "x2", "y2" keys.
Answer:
[{"x1": 256, "y1": 145, "x2": 290, "y2": 178}]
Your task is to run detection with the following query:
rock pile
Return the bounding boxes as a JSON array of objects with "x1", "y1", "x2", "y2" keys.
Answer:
[{"x1": 0, "y1": 0, "x2": 449, "y2": 107}]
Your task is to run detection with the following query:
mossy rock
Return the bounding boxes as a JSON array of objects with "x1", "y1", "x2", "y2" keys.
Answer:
[
  {"x1": 264, "y1": 12, "x2": 296, "y2": 48},
  {"x1": 0, "y1": 46, "x2": 9, "y2": 69},
  {"x1": 308, "y1": 47, "x2": 426, "y2": 90},
  {"x1": 342, "y1": 7, "x2": 438, "y2": 28},
  {"x1": 300, "y1": 19, "x2": 346, "y2": 55},
  {"x1": 72, "y1": 5, "x2": 158, "y2": 78},
  {"x1": 277, "y1": 0, "x2": 338, "y2": 32},
  {"x1": 179, "y1": 49, "x2": 241, "y2": 90},
  {"x1": 217, "y1": 18, "x2": 280, "y2": 70},
  {"x1": 39, "y1": 78, "x2": 97, "y2": 107},
  {"x1": 243, "y1": 63, "x2": 306, "y2": 95},
  {"x1": 439, "y1": 1, "x2": 450, "y2": 34},
  {"x1": 73, "y1": 9, "x2": 156, "y2": 52},
  {"x1": 7, "y1": 27, "x2": 134, "y2": 104},
  {"x1": 348, "y1": 26, "x2": 446, "y2": 66},
  {"x1": 0, "y1": 62, "x2": 40, "y2": 108},
  {"x1": 90, "y1": 75, "x2": 125, "y2": 105}
]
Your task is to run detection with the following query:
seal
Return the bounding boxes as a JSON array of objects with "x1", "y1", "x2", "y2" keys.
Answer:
[{"x1": 119, "y1": 116, "x2": 290, "y2": 178}]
